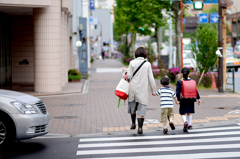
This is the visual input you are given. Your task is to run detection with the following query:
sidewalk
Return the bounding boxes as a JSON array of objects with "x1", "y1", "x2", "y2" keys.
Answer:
[{"x1": 40, "y1": 59, "x2": 240, "y2": 135}]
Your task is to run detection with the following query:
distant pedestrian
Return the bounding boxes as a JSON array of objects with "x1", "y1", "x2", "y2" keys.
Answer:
[
  {"x1": 101, "y1": 49, "x2": 105, "y2": 60},
  {"x1": 176, "y1": 68, "x2": 201, "y2": 132},
  {"x1": 122, "y1": 47, "x2": 157, "y2": 134},
  {"x1": 152, "y1": 77, "x2": 179, "y2": 134}
]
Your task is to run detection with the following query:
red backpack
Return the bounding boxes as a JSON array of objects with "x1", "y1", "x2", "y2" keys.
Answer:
[{"x1": 181, "y1": 79, "x2": 197, "y2": 98}]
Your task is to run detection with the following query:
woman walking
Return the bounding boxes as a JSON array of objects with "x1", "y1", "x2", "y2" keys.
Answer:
[{"x1": 123, "y1": 47, "x2": 157, "y2": 134}]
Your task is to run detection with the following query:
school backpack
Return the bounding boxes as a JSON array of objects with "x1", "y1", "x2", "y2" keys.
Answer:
[{"x1": 181, "y1": 79, "x2": 197, "y2": 98}]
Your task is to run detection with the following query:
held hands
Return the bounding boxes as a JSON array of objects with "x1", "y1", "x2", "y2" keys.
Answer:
[
  {"x1": 152, "y1": 92, "x2": 156, "y2": 96},
  {"x1": 176, "y1": 101, "x2": 180, "y2": 105}
]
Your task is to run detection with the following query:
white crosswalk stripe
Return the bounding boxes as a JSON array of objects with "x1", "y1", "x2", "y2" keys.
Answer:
[{"x1": 76, "y1": 125, "x2": 240, "y2": 158}]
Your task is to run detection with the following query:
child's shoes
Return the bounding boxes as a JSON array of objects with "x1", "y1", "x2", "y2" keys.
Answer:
[
  {"x1": 169, "y1": 122, "x2": 175, "y2": 130},
  {"x1": 188, "y1": 125, "x2": 193, "y2": 130},
  {"x1": 183, "y1": 122, "x2": 188, "y2": 132},
  {"x1": 163, "y1": 128, "x2": 168, "y2": 134}
]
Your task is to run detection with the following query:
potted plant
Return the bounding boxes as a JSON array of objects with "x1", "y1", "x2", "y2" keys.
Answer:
[{"x1": 68, "y1": 69, "x2": 82, "y2": 82}]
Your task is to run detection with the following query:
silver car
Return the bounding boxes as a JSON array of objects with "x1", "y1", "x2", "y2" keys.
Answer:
[{"x1": 0, "y1": 89, "x2": 50, "y2": 145}]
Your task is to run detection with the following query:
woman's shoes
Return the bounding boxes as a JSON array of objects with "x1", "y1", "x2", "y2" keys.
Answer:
[
  {"x1": 130, "y1": 123, "x2": 136, "y2": 129},
  {"x1": 137, "y1": 118, "x2": 144, "y2": 134},
  {"x1": 130, "y1": 114, "x2": 136, "y2": 129}
]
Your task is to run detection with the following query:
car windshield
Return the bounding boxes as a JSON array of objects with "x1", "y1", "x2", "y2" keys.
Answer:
[
  {"x1": 226, "y1": 47, "x2": 233, "y2": 53},
  {"x1": 183, "y1": 44, "x2": 191, "y2": 50},
  {"x1": 183, "y1": 53, "x2": 192, "y2": 59},
  {"x1": 226, "y1": 54, "x2": 237, "y2": 59}
]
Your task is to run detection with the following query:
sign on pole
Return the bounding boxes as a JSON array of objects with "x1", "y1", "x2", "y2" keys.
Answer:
[
  {"x1": 182, "y1": 18, "x2": 185, "y2": 24},
  {"x1": 89, "y1": 16, "x2": 98, "y2": 25},
  {"x1": 210, "y1": 13, "x2": 219, "y2": 23},
  {"x1": 198, "y1": 13, "x2": 208, "y2": 23},
  {"x1": 90, "y1": 0, "x2": 95, "y2": 10}
]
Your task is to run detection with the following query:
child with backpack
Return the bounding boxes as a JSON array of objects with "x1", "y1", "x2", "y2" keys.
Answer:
[
  {"x1": 176, "y1": 68, "x2": 201, "y2": 132},
  {"x1": 153, "y1": 77, "x2": 179, "y2": 134}
]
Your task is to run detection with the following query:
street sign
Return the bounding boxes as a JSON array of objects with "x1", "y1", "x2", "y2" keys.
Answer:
[
  {"x1": 90, "y1": 0, "x2": 95, "y2": 10},
  {"x1": 89, "y1": 16, "x2": 98, "y2": 25},
  {"x1": 183, "y1": 18, "x2": 185, "y2": 24},
  {"x1": 198, "y1": 13, "x2": 208, "y2": 23},
  {"x1": 210, "y1": 13, "x2": 219, "y2": 23}
]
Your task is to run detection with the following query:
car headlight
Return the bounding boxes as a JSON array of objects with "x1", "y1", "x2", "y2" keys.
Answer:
[{"x1": 10, "y1": 101, "x2": 39, "y2": 114}]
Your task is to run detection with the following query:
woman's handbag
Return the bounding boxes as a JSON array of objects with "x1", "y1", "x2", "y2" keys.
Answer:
[{"x1": 115, "y1": 60, "x2": 146, "y2": 102}]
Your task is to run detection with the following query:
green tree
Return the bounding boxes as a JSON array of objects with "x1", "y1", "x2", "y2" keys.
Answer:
[{"x1": 191, "y1": 27, "x2": 218, "y2": 73}]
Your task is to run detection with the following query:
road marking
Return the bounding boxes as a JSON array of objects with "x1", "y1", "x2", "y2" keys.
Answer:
[
  {"x1": 96, "y1": 68, "x2": 122, "y2": 73},
  {"x1": 78, "y1": 136, "x2": 240, "y2": 148},
  {"x1": 228, "y1": 109, "x2": 240, "y2": 114},
  {"x1": 76, "y1": 143, "x2": 240, "y2": 155},
  {"x1": 84, "y1": 152, "x2": 240, "y2": 159},
  {"x1": 79, "y1": 130, "x2": 240, "y2": 142},
  {"x1": 189, "y1": 126, "x2": 240, "y2": 132}
]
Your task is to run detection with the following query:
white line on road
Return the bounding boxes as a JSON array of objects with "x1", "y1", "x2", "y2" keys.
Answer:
[
  {"x1": 96, "y1": 68, "x2": 123, "y2": 73},
  {"x1": 76, "y1": 143, "x2": 240, "y2": 155},
  {"x1": 78, "y1": 136, "x2": 240, "y2": 148},
  {"x1": 188, "y1": 126, "x2": 240, "y2": 132},
  {"x1": 79, "y1": 130, "x2": 240, "y2": 142},
  {"x1": 83, "y1": 152, "x2": 240, "y2": 159}
]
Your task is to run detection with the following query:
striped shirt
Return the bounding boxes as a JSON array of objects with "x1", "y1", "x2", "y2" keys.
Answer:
[{"x1": 156, "y1": 86, "x2": 176, "y2": 108}]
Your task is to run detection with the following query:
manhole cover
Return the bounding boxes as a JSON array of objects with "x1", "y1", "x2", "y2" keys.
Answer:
[
  {"x1": 215, "y1": 107, "x2": 228, "y2": 109},
  {"x1": 54, "y1": 116, "x2": 78, "y2": 119},
  {"x1": 146, "y1": 108, "x2": 157, "y2": 110}
]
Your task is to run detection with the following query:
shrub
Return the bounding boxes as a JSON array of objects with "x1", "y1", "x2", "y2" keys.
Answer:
[
  {"x1": 189, "y1": 71, "x2": 200, "y2": 84},
  {"x1": 91, "y1": 57, "x2": 94, "y2": 63},
  {"x1": 201, "y1": 72, "x2": 212, "y2": 88},
  {"x1": 168, "y1": 67, "x2": 179, "y2": 82},
  {"x1": 68, "y1": 75, "x2": 82, "y2": 80},
  {"x1": 125, "y1": 58, "x2": 133, "y2": 63},
  {"x1": 68, "y1": 69, "x2": 81, "y2": 76},
  {"x1": 152, "y1": 68, "x2": 168, "y2": 79}
]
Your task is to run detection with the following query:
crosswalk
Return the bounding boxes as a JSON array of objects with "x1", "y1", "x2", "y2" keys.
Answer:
[{"x1": 76, "y1": 125, "x2": 240, "y2": 159}]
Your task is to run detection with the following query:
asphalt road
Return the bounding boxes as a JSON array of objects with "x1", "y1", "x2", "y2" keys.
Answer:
[
  {"x1": 0, "y1": 136, "x2": 79, "y2": 159},
  {"x1": 2, "y1": 124, "x2": 240, "y2": 159}
]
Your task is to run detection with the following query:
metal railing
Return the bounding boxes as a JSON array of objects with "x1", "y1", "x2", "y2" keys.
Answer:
[{"x1": 226, "y1": 68, "x2": 235, "y2": 92}]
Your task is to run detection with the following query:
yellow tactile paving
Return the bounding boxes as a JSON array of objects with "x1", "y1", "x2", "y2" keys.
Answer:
[
  {"x1": 108, "y1": 127, "x2": 114, "y2": 131},
  {"x1": 119, "y1": 127, "x2": 126, "y2": 131},
  {"x1": 225, "y1": 114, "x2": 240, "y2": 118},
  {"x1": 114, "y1": 127, "x2": 120, "y2": 131},
  {"x1": 102, "y1": 114, "x2": 236, "y2": 133},
  {"x1": 142, "y1": 126, "x2": 148, "y2": 130},
  {"x1": 102, "y1": 127, "x2": 108, "y2": 132}
]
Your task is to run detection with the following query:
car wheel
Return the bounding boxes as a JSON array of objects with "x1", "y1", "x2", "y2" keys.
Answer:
[
  {"x1": 235, "y1": 67, "x2": 238, "y2": 72},
  {"x1": 0, "y1": 114, "x2": 15, "y2": 145}
]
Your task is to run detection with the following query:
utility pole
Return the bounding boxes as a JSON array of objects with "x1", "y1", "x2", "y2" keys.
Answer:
[
  {"x1": 222, "y1": 8, "x2": 227, "y2": 90},
  {"x1": 218, "y1": 0, "x2": 233, "y2": 93},
  {"x1": 181, "y1": 0, "x2": 183, "y2": 70},
  {"x1": 218, "y1": 1, "x2": 224, "y2": 93}
]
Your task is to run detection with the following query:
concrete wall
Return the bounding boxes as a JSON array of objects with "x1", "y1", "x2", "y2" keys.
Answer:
[
  {"x1": 11, "y1": 15, "x2": 34, "y2": 84},
  {"x1": 0, "y1": 0, "x2": 51, "y2": 7}
]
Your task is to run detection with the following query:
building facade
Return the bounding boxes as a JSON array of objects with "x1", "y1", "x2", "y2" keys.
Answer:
[{"x1": 0, "y1": 0, "x2": 76, "y2": 92}]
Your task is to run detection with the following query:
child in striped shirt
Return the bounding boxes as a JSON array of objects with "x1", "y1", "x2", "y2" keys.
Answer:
[{"x1": 153, "y1": 77, "x2": 179, "y2": 134}]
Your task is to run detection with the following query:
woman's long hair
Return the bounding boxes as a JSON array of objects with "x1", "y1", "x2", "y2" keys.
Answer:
[{"x1": 181, "y1": 68, "x2": 190, "y2": 80}]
